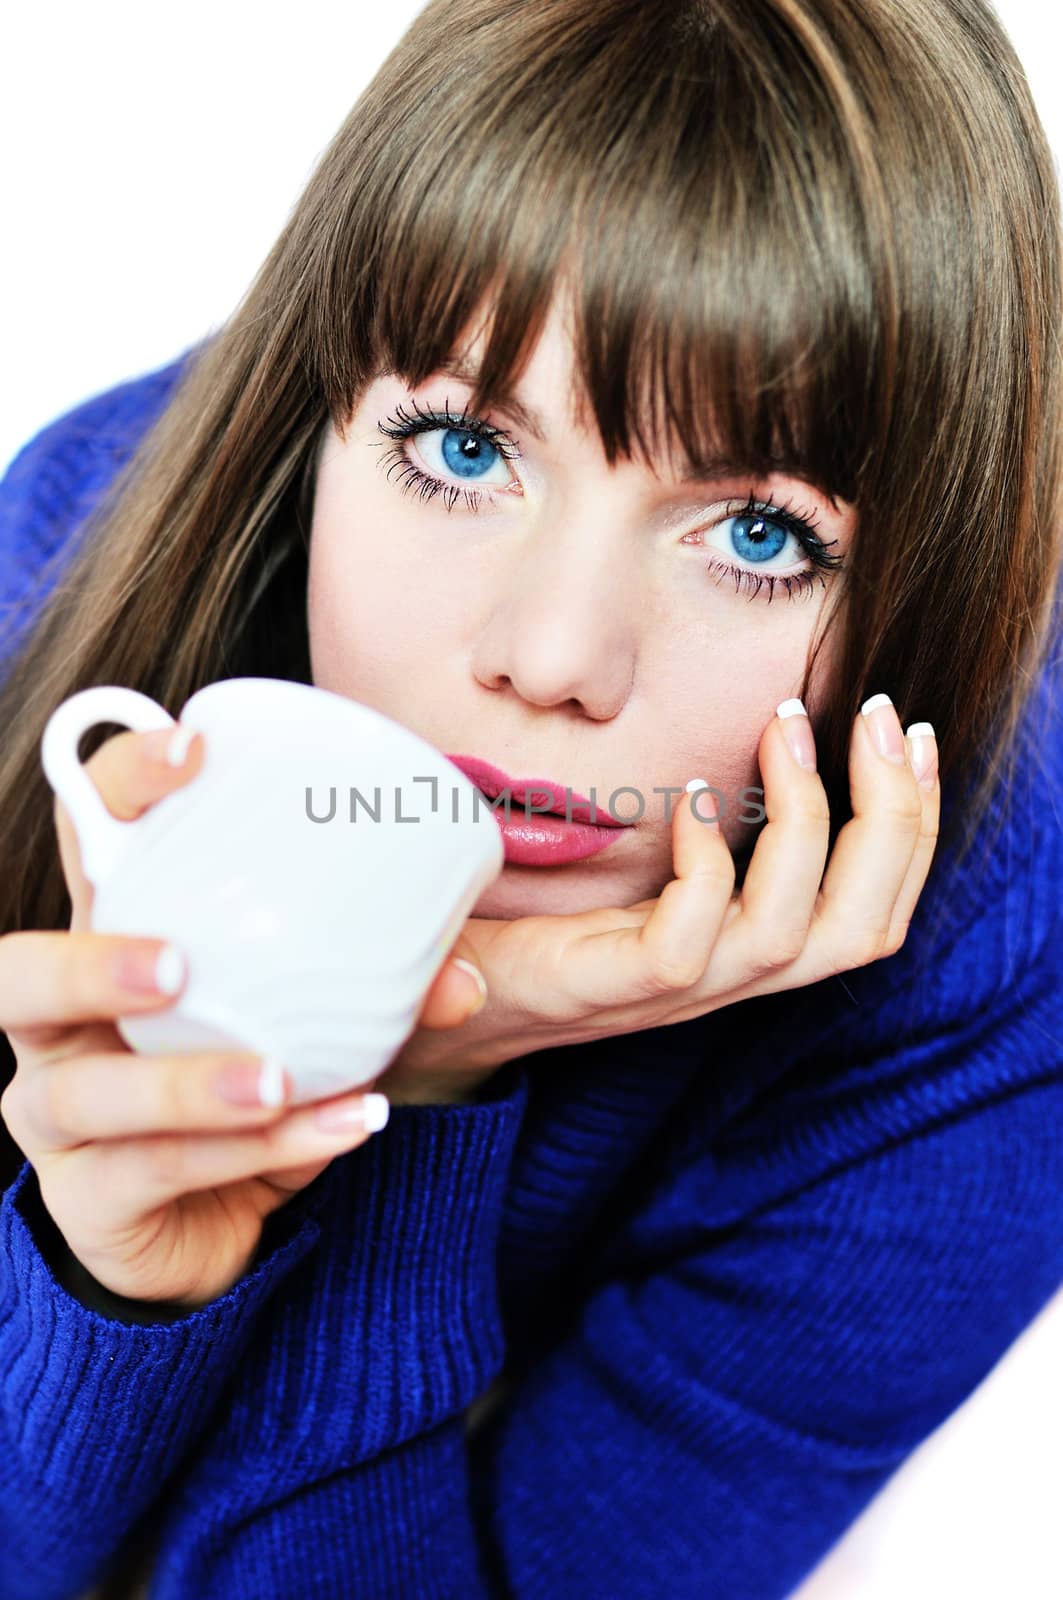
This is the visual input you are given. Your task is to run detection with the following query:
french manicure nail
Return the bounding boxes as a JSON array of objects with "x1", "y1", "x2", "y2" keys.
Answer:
[
  {"x1": 114, "y1": 941, "x2": 186, "y2": 994},
  {"x1": 153, "y1": 943, "x2": 186, "y2": 995},
  {"x1": 452, "y1": 957, "x2": 488, "y2": 1013},
  {"x1": 684, "y1": 777, "x2": 720, "y2": 824},
  {"x1": 906, "y1": 721, "x2": 938, "y2": 788},
  {"x1": 257, "y1": 1055, "x2": 288, "y2": 1108},
  {"x1": 166, "y1": 725, "x2": 197, "y2": 767},
  {"x1": 860, "y1": 693, "x2": 906, "y2": 765},
  {"x1": 313, "y1": 1092, "x2": 391, "y2": 1135},
  {"x1": 776, "y1": 699, "x2": 817, "y2": 771},
  {"x1": 215, "y1": 1055, "x2": 287, "y2": 1108}
]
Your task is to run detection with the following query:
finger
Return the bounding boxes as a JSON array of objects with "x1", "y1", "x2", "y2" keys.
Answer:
[
  {"x1": 566, "y1": 782, "x2": 735, "y2": 1002},
  {"x1": 416, "y1": 945, "x2": 489, "y2": 1031},
  {"x1": 255, "y1": 1075, "x2": 386, "y2": 1194},
  {"x1": 65, "y1": 1088, "x2": 390, "y2": 1211},
  {"x1": 805, "y1": 694, "x2": 925, "y2": 972},
  {"x1": 84, "y1": 722, "x2": 205, "y2": 819},
  {"x1": 0, "y1": 930, "x2": 189, "y2": 1052},
  {"x1": 884, "y1": 723, "x2": 941, "y2": 947},
  {"x1": 54, "y1": 724, "x2": 204, "y2": 932},
  {"x1": 11, "y1": 1046, "x2": 291, "y2": 1156},
  {"x1": 682, "y1": 701, "x2": 935, "y2": 1011},
  {"x1": 723, "y1": 704, "x2": 832, "y2": 979}
]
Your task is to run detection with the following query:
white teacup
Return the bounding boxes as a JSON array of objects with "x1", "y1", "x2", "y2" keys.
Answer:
[{"x1": 40, "y1": 677, "x2": 504, "y2": 1103}]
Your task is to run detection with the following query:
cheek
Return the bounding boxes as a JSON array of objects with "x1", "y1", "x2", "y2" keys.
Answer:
[
  {"x1": 307, "y1": 518, "x2": 469, "y2": 702},
  {"x1": 308, "y1": 539, "x2": 403, "y2": 696},
  {"x1": 650, "y1": 620, "x2": 820, "y2": 825}
]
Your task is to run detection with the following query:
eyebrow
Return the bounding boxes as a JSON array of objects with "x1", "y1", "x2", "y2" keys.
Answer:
[
  {"x1": 377, "y1": 360, "x2": 837, "y2": 500},
  {"x1": 375, "y1": 360, "x2": 549, "y2": 443},
  {"x1": 438, "y1": 360, "x2": 551, "y2": 444}
]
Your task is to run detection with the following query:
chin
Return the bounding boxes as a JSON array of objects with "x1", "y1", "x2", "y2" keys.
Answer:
[{"x1": 470, "y1": 859, "x2": 665, "y2": 921}]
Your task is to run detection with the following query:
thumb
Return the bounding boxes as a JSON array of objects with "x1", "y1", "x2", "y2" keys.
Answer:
[{"x1": 416, "y1": 941, "x2": 488, "y2": 1031}]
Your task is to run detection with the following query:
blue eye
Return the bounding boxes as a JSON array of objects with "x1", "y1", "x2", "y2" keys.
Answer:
[
  {"x1": 438, "y1": 428, "x2": 503, "y2": 479},
  {"x1": 696, "y1": 495, "x2": 846, "y2": 603},
  {"x1": 726, "y1": 512, "x2": 790, "y2": 564},
  {"x1": 375, "y1": 398, "x2": 520, "y2": 512}
]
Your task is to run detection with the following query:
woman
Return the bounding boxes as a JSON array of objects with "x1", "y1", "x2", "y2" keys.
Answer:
[{"x1": 0, "y1": 1, "x2": 1060, "y2": 1596}]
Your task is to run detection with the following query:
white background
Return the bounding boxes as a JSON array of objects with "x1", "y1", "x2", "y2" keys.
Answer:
[{"x1": 2, "y1": 4, "x2": 1061, "y2": 1596}]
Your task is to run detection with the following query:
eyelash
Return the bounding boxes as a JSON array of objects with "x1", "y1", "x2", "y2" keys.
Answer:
[
  {"x1": 376, "y1": 398, "x2": 521, "y2": 515},
  {"x1": 374, "y1": 400, "x2": 845, "y2": 603}
]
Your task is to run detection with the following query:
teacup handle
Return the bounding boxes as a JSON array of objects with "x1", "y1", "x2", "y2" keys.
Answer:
[{"x1": 40, "y1": 686, "x2": 178, "y2": 888}]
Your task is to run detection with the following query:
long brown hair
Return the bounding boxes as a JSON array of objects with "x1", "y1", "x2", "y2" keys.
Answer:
[{"x1": 2, "y1": 0, "x2": 1061, "y2": 1180}]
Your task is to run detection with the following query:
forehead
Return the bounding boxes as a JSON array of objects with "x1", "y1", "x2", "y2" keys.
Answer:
[{"x1": 375, "y1": 287, "x2": 582, "y2": 437}]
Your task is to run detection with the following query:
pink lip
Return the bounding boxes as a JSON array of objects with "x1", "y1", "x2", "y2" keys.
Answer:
[
  {"x1": 445, "y1": 755, "x2": 629, "y2": 827},
  {"x1": 445, "y1": 753, "x2": 634, "y2": 866}
]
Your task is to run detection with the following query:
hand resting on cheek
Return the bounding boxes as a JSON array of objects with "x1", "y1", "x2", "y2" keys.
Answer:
[{"x1": 382, "y1": 695, "x2": 939, "y2": 1105}]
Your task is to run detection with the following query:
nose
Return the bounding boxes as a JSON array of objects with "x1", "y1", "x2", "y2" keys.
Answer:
[{"x1": 470, "y1": 502, "x2": 639, "y2": 720}]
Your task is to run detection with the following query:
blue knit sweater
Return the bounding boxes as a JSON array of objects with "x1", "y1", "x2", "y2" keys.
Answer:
[{"x1": 1, "y1": 352, "x2": 1061, "y2": 1600}]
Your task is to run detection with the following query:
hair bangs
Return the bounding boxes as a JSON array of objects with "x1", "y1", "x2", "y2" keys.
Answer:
[{"x1": 313, "y1": 0, "x2": 888, "y2": 511}]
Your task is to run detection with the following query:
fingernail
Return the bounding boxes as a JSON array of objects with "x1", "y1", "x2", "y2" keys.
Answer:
[
  {"x1": 905, "y1": 721, "x2": 938, "y2": 788},
  {"x1": 776, "y1": 699, "x2": 817, "y2": 771},
  {"x1": 860, "y1": 693, "x2": 906, "y2": 765},
  {"x1": 154, "y1": 942, "x2": 186, "y2": 994},
  {"x1": 452, "y1": 957, "x2": 488, "y2": 1015},
  {"x1": 166, "y1": 725, "x2": 197, "y2": 767},
  {"x1": 114, "y1": 940, "x2": 186, "y2": 994},
  {"x1": 215, "y1": 1054, "x2": 288, "y2": 1108},
  {"x1": 684, "y1": 777, "x2": 720, "y2": 824},
  {"x1": 258, "y1": 1055, "x2": 288, "y2": 1108},
  {"x1": 142, "y1": 726, "x2": 194, "y2": 767},
  {"x1": 313, "y1": 1092, "x2": 391, "y2": 1134}
]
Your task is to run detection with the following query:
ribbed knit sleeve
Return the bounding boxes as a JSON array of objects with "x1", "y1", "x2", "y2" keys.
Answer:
[
  {"x1": 140, "y1": 1063, "x2": 531, "y2": 1599},
  {"x1": 0, "y1": 1151, "x2": 331, "y2": 1600},
  {"x1": 0, "y1": 1060, "x2": 530, "y2": 1600}
]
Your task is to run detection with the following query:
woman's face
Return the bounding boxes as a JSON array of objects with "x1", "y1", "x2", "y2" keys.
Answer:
[{"x1": 307, "y1": 292, "x2": 854, "y2": 920}]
